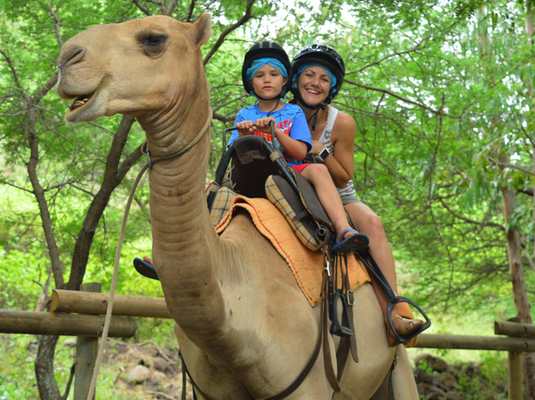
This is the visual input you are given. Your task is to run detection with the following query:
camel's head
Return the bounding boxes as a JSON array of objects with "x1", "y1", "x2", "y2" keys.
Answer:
[{"x1": 57, "y1": 14, "x2": 211, "y2": 122}]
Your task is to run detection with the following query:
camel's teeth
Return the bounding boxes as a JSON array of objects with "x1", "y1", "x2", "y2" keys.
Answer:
[{"x1": 69, "y1": 97, "x2": 89, "y2": 111}]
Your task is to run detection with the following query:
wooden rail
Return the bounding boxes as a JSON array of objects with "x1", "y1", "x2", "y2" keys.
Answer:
[
  {"x1": 2, "y1": 288, "x2": 534, "y2": 400},
  {"x1": 0, "y1": 309, "x2": 136, "y2": 337},
  {"x1": 49, "y1": 289, "x2": 171, "y2": 319},
  {"x1": 495, "y1": 320, "x2": 535, "y2": 338},
  {"x1": 413, "y1": 333, "x2": 535, "y2": 352}
]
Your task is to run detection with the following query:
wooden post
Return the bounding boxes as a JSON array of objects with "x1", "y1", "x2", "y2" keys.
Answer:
[
  {"x1": 508, "y1": 351, "x2": 524, "y2": 400},
  {"x1": 74, "y1": 283, "x2": 100, "y2": 400}
]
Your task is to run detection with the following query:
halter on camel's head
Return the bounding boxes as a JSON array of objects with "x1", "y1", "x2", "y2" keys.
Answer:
[{"x1": 56, "y1": 14, "x2": 211, "y2": 124}]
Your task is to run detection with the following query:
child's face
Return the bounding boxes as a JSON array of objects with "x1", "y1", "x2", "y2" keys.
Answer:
[
  {"x1": 298, "y1": 66, "x2": 331, "y2": 106},
  {"x1": 251, "y1": 64, "x2": 287, "y2": 99}
]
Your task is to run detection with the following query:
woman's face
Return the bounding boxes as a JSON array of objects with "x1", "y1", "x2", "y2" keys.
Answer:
[
  {"x1": 251, "y1": 64, "x2": 287, "y2": 99},
  {"x1": 297, "y1": 66, "x2": 331, "y2": 106}
]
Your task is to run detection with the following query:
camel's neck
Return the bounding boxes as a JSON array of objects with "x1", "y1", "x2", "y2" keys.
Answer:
[{"x1": 138, "y1": 68, "x2": 225, "y2": 338}]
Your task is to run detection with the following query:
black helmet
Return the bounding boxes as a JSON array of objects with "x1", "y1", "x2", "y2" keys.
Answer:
[
  {"x1": 241, "y1": 41, "x2": 291, "y2": 97},
  {"x1": 290, "y1": 44, "x2": 345, "y2": 104}
]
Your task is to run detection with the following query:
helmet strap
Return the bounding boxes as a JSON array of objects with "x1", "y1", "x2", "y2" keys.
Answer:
[{"x1": 297, "y1": 99, "x2": 327, "y2": 132}]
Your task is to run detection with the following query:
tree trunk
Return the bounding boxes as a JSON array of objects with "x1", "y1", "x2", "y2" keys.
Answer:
[
  {"x1": 502, "y1": 187, "x2": 535, "y2": 399},
  {"x1": 524, "y1": 1, "x2": 535, "y2": 398},
  {"x1": 35, "y1": 335, "x2": 61, "y2": 400}
]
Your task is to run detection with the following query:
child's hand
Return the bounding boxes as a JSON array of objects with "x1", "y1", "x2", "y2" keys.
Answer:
[
  {"x1": 236, "y1": 120, "x2": 255, "y2": 136},
  {"x1": 254, "y1": 117, "x2": 275, "y2": 132}
]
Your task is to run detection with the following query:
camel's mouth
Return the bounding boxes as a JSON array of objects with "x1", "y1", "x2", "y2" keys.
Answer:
[
  {"x1": 61, "y1": 80, "x2": 107, "y2": 122},
  {"x1": 68, "y1": 92, "x2": 95, "y2": 112}
]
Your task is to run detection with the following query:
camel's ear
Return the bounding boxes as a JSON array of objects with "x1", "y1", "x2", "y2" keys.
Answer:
[{"x1": 192, "y1": 13, "x2": 211, "y2": 46}]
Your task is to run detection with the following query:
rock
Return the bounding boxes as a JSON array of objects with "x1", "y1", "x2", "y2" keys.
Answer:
[
  {"x1": 439, "y1": 371, "x2": 458, "y2": 388},
  {"x1": 414, "y1": 368, "x2": 434, "y2": 384},
  {"x1": 153, "y1": 357, "x2": 172, "y2": 373},
  {"x1": 126, "y1": 365, "x2": 151, "y2": 384},
  {"x1": 114, "y1": 342, "x2": 129, "y2": 354},
  {"x1": 415, "y1": 354, "x2": 449, "y2": 373},
  {"x1": 445, "y1": 392, "x2": 464, "y2": 400},
  {"x1": 149, "y1": 370, "x2": 167, "y2": 385}
]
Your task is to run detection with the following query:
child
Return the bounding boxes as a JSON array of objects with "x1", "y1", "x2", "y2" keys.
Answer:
[{"x1": 228, "y1": 41, "x2": 363, "y2": 250}]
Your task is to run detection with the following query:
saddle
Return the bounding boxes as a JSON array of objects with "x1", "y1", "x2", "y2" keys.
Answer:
[{"x1": 207, "y1": 135, "x2": 333, "y2": 251}]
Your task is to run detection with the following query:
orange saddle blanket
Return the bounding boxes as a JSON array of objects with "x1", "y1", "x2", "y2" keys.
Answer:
[{"x1": 215, "y1": 195, "x2": 370, "y2": 306}]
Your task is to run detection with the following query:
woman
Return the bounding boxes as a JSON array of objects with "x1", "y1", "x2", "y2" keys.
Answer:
[
  {"x1": 290, "y1": 44, "x2": 423, "y2": 339},
  {"x1": 229, "y1": 41, "x2": 364, "y2": 249}
]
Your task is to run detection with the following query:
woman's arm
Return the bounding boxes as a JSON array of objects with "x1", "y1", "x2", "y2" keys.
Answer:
[{"x1": 324, "y1": 111, "x2": 356, "y2": 188}]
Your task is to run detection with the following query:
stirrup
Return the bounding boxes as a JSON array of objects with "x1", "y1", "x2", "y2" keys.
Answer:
[
  {"x1": 329, "y1": 289, "x2": 353, "y2": 337},
  {"x1": 133, "y1": 257, "x2": 159, "y2": 280},
  {"x1": 386, "y1": 296, "x2": 431, "y2": 344},
  {"x1": 331, "y1": 228, "x2": 369, "y2": 254}
]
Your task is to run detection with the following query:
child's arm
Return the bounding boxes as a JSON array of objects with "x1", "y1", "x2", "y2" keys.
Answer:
[{"x1": 255, "y1": 117, "x2": 307, "y2": 160}]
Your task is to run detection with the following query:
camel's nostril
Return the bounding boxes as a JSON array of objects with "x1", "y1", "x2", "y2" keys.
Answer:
[{"x1": 59, "y1": 46, "x2": 86, "y2": 69}]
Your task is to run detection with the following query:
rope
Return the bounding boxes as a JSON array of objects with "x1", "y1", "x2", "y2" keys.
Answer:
[
  {"x1": 85, "y1": 111, "x2": 212, "y2": 399},
  {"x1": 85, "y1": 162, "x2": 149, "y2": 400}
]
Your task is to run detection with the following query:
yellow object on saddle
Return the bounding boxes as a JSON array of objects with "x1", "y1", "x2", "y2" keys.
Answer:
[{"x1": 215, "y1": 195, "x2": 370, "y2": 306}]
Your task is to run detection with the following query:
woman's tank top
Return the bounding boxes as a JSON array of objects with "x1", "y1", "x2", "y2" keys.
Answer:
[{"x1": 318, "y1": 106, "x2": 357, "y2": 205}]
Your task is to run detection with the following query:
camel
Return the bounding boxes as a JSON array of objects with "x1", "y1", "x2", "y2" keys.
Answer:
[{"x1": 56, "y1": 14, "x2": 419, "y2": 399}]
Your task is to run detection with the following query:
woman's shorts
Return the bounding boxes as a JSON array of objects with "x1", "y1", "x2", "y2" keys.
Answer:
[{"x1": 290, "y1": 163, "x2": 311, "y2": 174}]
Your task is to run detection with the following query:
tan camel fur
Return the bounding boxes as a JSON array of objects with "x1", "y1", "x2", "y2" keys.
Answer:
[{"x1": 57, "y1": 15, "x2": 418, "y2": 399}]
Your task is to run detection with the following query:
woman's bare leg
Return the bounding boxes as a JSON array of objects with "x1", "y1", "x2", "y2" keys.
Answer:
[
  {"x1": 344, "y1": 201, "x2": 397, "y2": 289},
  {"x1": 344, "y1": 201, "x2": 422, "y2": 335}
]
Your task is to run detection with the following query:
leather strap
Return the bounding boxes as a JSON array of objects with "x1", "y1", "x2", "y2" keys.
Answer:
[
  {"x1": 322, "y1": 270, "x2": 342, "y2": 392},
  {"x1": 180, "y1": 315, "x2": 324, "y2": 400},
  {"x1": 144, "y1": 109, "x2": 212, "y2": 168}
]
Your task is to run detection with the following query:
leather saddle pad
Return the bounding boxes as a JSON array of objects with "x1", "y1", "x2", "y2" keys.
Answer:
[{"x1": 215, "y1": 195, "x2": 370, "y2": 306}]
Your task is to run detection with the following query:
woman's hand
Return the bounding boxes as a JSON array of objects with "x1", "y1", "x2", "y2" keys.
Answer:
[{"x1": 311, "y1": 139, "x2": 323, "y2": 155}]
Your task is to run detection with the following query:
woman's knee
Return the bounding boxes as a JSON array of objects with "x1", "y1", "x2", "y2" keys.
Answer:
[
  {"x1": 347, "y1": 203, "x2": 386, "y2": 236},
  {"x1": 303, "y1": 163, "x2": 329, "y2": 182}
]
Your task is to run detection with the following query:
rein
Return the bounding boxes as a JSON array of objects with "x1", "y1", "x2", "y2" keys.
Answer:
[
  {"x1": 143, "y1": 109, "x2": 213, "y2": 167},
  {"x1": 85, "y1": 109, "x2": 212, "y2": 400}
]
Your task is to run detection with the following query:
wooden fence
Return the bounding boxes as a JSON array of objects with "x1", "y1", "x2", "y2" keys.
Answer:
[{"x1": 0, "y1": 287, "x2": 534, "y2": 400}]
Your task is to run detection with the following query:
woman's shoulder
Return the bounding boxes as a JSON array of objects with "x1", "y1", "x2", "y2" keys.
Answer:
[{"x1": 333, "y1": 109, "x2": 356, "y2": 131}]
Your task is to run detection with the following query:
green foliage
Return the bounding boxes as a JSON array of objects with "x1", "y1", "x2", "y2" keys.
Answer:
[{"x1": 1, "y1": 0, "x2": 535, "y2": 396}]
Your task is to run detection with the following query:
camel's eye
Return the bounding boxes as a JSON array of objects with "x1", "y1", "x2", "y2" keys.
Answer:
[{"x1": 137, "y1": 31, "x2": 168, "y2": 56}]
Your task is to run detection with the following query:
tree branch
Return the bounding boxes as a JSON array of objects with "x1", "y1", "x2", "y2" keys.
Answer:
[
  {"x1": 46, "y1": 3, "x2": 63, "y2": 48},
  {"x1": 67, "y1": 116, "x2": 136, "y2": 290},
  {"x1": 0, "y1": 48, "x2": 25, "y2": 93},
  {"x1": 132, "y1": 0, "x2": 151, "y2": 15},
  {"x1": 32, "y1": 72, "x2": 59, "y2": 104},
  {"x1": 162, "y1": 0, "x2": 179, "y2": 15},
  {"x1": 186, "y1": 0, "x2": 196, "y2": 21},
  {"x1": 436, "y1": 195, "x2": 505, "y2": 231},
  {"x1": 353, "y1": 38, "x2": 426, "y2": 75},
  {"x1": 344, "y1": 79, "x2": 445, "y2": 116},
  {"x1": 203, "y1": 0, "x2": 255, "y2": 65}
]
